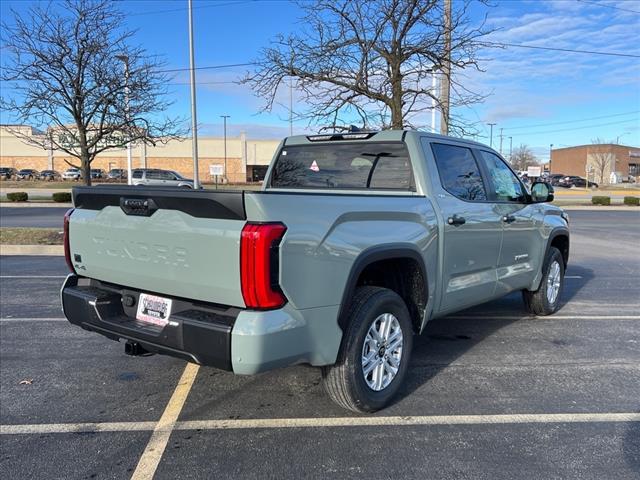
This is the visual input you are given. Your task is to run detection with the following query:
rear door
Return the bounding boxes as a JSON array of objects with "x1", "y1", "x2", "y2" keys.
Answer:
[
  {"x1": 425, "y1": 141, "x2": 502, "y2": 313},
  {"x1": 68, "y1": 187, "x2": 247, "y2": 306}
]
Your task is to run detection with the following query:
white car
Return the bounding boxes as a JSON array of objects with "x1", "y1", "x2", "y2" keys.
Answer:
[{"x1": 62, "y1": 168, "x2": 82, "y2": 180}]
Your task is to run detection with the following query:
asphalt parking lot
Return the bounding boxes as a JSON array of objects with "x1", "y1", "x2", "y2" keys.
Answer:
[
  {"x1": 0, "y1": 207, "x2": 69, "y2": 228},
  {"x1": 1, "y1": 210, "x2": 639, "y2": 479}
]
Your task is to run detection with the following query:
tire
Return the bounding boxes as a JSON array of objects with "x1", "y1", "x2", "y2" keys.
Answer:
[
  {"x1": 322, "y1": 286, "x2": 413, "y2": 413},
  {"x1": 523, "y1": 246, "x2": 565, "y2": 315}
]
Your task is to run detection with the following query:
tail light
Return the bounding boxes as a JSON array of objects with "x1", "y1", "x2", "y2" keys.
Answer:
[
  {"x1": 64, "y1": 208, "x2": 75, "y2": 274},
  {"x1": 240, "y1": 222, "x2": 287, "y2": 309}
]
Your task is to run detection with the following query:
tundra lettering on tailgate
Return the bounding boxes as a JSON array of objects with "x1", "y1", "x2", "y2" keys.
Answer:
[{"x1": 92, "y1": 236, "x2": 189, "y2": 267}]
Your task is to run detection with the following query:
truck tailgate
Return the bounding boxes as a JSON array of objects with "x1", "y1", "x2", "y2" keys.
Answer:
[{"x1": 69, "y1": 186, "x2": 246, "y2": 307}]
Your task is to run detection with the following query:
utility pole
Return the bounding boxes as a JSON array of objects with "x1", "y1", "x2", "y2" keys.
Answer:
[
  {"x1": 488, "y1": 123, "x2": 496, "y2": 147},
  {"x1": 509, "y1": 136, "x2": 513, "y2": 161},
  {"x1": 116, "y1": 55, "x2": 132, "y2": 185},
  {"x1": 439, "y1": 0, "x2": 451, "y2": 136},
  {"x1": 187, "y1": 0, "x2": 200, "y2": 189},
  {"x1": 431, "y1": 69, "x2": 437, "y2": 133},
  {"x1": 499, "y1": 127, "x2": 504, "y2": 155},
  {"x1": 549, "y1": 143, "x2": 554, "y2": 173},
  {"x1": 221, "y1": 115, "x2": 230, "y2": 182}
]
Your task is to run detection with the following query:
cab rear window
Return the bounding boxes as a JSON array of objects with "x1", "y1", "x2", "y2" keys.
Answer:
[{"x1": 270, "y1": 142, "x2": 415, "y2": 191}]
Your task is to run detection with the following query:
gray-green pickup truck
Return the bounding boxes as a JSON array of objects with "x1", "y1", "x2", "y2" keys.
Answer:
[{"x1": 61, "y1": 130, "x2": 569, "y2": 412}]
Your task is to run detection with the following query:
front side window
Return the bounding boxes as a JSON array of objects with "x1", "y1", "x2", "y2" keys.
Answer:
[
  {"x1": 429, "y1": 142, "x2": 487, "y2": 201},
  {"x1": 478, "y1": 150, "x2": 525, "y2": 202},
  {"x1": 132, "y1": 170, "x2": 143, "y2": 179},
  {"x1": 270, "y1": 142, "x2": 414, "y2": 190}
]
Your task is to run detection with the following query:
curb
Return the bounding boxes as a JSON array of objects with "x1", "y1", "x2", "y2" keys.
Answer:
[
  {"x1": 0, "y1": 202, "x2": 72, "y2": 208},
  {"x1": 561, "y1": 206, "x2": 640, "y2": 211},
  {"x1": 0, "y1": 245, "x2": 64, "y2": 256}
]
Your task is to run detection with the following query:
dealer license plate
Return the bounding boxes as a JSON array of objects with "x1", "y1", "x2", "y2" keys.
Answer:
[{"x1": 136, "y1": 293, "x2": 172, "y2": 326}]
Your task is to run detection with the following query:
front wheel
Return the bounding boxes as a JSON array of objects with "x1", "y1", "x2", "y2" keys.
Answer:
[
  {"x1": 523, "y1": 246, "x2": 565, "y2": 315},
  {"x1": 322, "y1": 286, "x2": 413, "y2": 413}
]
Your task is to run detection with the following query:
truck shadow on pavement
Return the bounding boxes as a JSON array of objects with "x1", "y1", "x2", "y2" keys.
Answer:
[{"x1": 395, "y1": 264, "x2": 595, "y2": 404}]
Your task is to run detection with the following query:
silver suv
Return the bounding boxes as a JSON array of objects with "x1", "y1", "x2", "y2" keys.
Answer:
[{"x1": 131, "y1": 169, "x2": 194, "y2": 188}]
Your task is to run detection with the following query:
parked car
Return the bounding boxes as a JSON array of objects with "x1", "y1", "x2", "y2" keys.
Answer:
[
  {"x1": 561, "y1": 175, "x2": 598, "y2": 188},
  {"x1": 0, "y1": 167, "x2": 18, "y2": 180},
  {"x1": 90, "y1": 169, "x2": 105, "y2": 179},
  {"x1": 16, "y1": 169, "x2": 40, "y2": 180},
  {"x1": 40, "y1": 170, "x2": 61, "y2": 181},
  {"x1": 548, "y1": 174, "x2": 566, "y2": 186},
  {"x1": 62, "y1": 130, "x2": 569, "y2": 413},
  {"x1": 131, "y1": 168, "x2": 194, "y2": 188},
  {"x1": 62, "y1": 168, "x2": 82, "y2": 181},
  {"x1": 107, "y1": 168, "x2": 127, "y2": 180}
]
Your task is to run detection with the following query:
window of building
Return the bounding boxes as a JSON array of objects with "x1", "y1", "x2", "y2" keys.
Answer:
[{"x1": 429, "y1": 142, "x2": 487, "y2": 201}]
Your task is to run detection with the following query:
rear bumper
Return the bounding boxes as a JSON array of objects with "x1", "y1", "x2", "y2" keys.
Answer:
[
  {"x1": 61, "y1": 275, "x2": 236, "y2": 370},
  {"x1": 61, "y1": 275, "x2": 343, "y2": 374}
]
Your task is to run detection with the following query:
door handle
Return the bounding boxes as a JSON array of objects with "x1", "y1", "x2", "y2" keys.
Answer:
[
  {"x1": 447, "y1": 214, "x2": 466, "y2": 226},
  {"x1": 502, "y1": 214, "x2": 516, "y2": 224}
]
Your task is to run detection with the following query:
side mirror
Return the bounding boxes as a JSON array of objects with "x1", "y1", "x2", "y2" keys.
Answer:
[{"x1": 531, "y1": 181, "x2": 554, "y2": 203}]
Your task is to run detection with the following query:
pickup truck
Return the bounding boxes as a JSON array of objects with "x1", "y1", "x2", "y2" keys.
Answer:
[{"x1": 61, "y1": 130, "x2": 570, "y2": 412}]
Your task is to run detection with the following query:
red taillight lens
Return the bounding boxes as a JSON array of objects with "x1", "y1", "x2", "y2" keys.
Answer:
[
  {"x1": 240, "y1": 222, "x2": 287, "y2": 309},
  {"x1": 64, "y1": 208, "x2": 75, "y2": 273}
]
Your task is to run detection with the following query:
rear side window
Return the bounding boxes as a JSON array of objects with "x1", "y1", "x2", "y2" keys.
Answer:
[
  {"x1": 270, "y1": 143, "x2": 414, "y2": 191},
  {"x1": 429, "y1": 142, "x2": 487, "y2": 201}
]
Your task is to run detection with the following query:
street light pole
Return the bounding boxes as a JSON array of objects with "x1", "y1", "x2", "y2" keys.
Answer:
[
  {"x1": 116, "y1": 55, "x2": 132, "y2": 185},
  {"x1": 431, "y1": 69, "x2": 437, "y2": 133},
  {"x1": 187, "y1": 0, "x2": 200, "y2": 189},
  {"x1": 549, "y1": 143, "x2": 554, "y2": 173},
  {"x1": 221, "y1": 115, "x2": 230, "y2": 182},
  {"x1": 488, "y1": 123, "x2": 496, "y2": 148},
  {"x1": 509, "y1": 136, "x2": 513, "y2": 161},
  {"x1": 499, "y1": 128, "x2": 504, "y2": 155}
]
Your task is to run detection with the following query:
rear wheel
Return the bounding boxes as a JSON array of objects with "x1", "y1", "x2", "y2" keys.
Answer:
[
  {"x1": 322, "y1": 286, "x2": 413, "y2": 413},
  {"x1": 523, "y1": 246, "x2": 564, "y2": 315}
]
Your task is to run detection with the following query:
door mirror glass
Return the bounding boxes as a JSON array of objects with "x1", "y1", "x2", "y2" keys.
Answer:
[{"x1": 531, "y1": 181, "x2": 554, "y2": 203}]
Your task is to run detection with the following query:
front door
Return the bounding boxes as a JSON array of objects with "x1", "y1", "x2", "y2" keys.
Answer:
[
  {"x1": 427, "y1": 142, "x2": 503, "y2": 313},
  {"x1": 476, "y1": 150, "x2": 540, "y2": 295}
]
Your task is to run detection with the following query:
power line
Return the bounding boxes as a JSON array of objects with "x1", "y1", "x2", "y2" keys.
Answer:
[
  {"x1": 502, "y1": 111, "x2": 640, "y2": 131},
  {"x1": 484, "y1": 42, "x2": 640, "y2": 58},
  {"x1": 127, "y1": 1, "x2": 255, "y2": 17},
  {"x1": 523, "y1": 119, "x2": 639, "y2": 136},
  {"x1": 575, "y1": 0, "x2": 640, "y2": 14},
  {"x1": 158, "y1": 62, "x2": 255, "y2": 74}
]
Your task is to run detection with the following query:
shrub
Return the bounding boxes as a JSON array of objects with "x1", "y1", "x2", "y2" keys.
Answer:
[
  {"x1": 52, "y1": 192, "x2": 72, "y2": 203},
  {"x1": 623, "y1": 196, "x2": 639, "y2": 206},
  {"x1": 6, "y1": 192, "x2": 28, "y2": 202},
  {"x1": 591, "y1": 196, "x2": 610, "y2": 206}
]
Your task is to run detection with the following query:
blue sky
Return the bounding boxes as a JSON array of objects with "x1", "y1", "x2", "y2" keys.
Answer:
[{"x1": 1, "y1": 0, "x2": 639, "y2": 161}]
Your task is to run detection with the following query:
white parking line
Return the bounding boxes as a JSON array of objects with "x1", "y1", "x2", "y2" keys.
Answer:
[
  {"x1": 130, "y1": 362, "x2": 200, "y2": 480},
  {"x1": 0, "y1": 318, "x2": 66, "y2": 322},
  {"x1": 565, "y1": 275, "x2": 583, "y2": 279},
  {"x1": 0, "y1": 275, "x2": 66, "y2": 279},
  {"x1": 2, "y1": 412, "x2": 639, "y2": 435}
]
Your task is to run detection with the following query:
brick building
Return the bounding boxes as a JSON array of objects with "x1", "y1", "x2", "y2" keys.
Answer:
[
  {"x1": 0, "y1": 125, "x2": 280, "y2": 183},
  {"x1": 550, "y1": 143, "x2": 640, "y2": 184}
]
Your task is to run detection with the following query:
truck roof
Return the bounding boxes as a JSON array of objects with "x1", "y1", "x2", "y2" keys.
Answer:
[{"x1": 284, "y1": 130, "x2": 491, "y2": 150}]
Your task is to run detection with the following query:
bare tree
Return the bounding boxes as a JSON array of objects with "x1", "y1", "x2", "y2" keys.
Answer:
[
  {"x1": 1, "y1": 0, "x2": 183, "y2": 185},
  {"x1": 243, "y1": 0, "x2": 492, "y2": 134},
  {"x1": 588, "y1": 138, "x2": 615, "y2": 184},
  {"x1": 509, "y1": 144, "x2": 539, "y2": 171}
]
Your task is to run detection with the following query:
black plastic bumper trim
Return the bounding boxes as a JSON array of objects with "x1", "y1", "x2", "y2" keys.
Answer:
[{"x1": 61, "y1": 275, "x2": 236, "y2": 370}]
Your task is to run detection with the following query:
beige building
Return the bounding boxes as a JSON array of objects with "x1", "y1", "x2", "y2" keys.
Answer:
[{"x1": 0, "y1": 125, "x2": 280, "y2": 183}]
